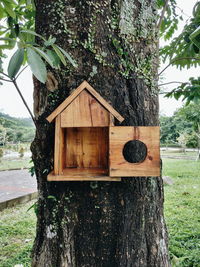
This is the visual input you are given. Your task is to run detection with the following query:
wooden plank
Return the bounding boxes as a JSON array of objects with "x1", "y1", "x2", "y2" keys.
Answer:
[
  {"x1": 109, "y1": 126, "x2": 160, "y2": 177},
  {"x1": 60, "y1": 90, "x2": 110, "y2": 127},
  {"x1": 65, "y1": 128, "x2": 78, "y2": 167},
  {"x1": 82, "y1": 128, "x2": 96, "y2": 167},
  {"x1": 88, "y1": 92, "x2": 110, "y2": 126},
  {"x1": 54, "y1": 116, "x2": 60, "y2": 175},
  {"x1": 54, "y1": 115, "x2": 65, "y2": 174},
  {"x1": 65, "y1": 127, "x2": 109, "y2": 169},
  {"x1": 98, "y1": 127, "x2": 109, "y2": 169},
  {"x1": 59, "y1": 126, "x2": 65, "y2": 175},
  {"x1": 47, "y1": 169, "x2": 121, "y2": 181},
  {"x1": 46, "y1": 80, "x2": 124, "y2": 123},
  {"x1": 109, "y1": 114, "x2": 115, "y2": 126},
  {"x1": 85, "y1": 82, "x2": 124, "y2": 122},
  {"x1": 77, "y1": 90, "x2": 92, "y2": 126},
  {"x1": 46, "y1": 81, "x2": 88, "y2": 122}
]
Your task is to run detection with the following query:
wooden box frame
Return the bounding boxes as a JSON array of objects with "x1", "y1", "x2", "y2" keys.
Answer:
[
  {"x1": 46, "y1": 81, "x2": 160, "y2": 181},
  {"x1": 109, "y1": 126, "x2": 160, "y2": 177}
]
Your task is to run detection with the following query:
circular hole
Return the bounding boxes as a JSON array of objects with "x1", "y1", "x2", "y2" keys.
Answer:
[{"x1": 122, "y1": 140, "x2": 147, "y2": 163}]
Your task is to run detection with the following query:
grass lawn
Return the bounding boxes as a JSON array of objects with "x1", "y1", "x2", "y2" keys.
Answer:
[
  {"x1": 0, "y1": 201, "x2": 36, "y2": 267},
  {"x1": 163, "y1": 159, "x2": 200, "y2": 267},
  {"x1": 0, "y1": 158, "x2": 32, "y2": 171},
  {"x1": 0, "y1": 159, "x2": 199, "y2": 266}
]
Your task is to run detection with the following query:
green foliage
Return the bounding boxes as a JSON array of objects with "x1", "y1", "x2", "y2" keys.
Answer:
[
  {"x1": 1, "y1": 33, "x2": 77, "y2": 83},
  {"x1": 0, "y1": 112, "x2": 35, "y2": 144},
  {"x1": 160, "y1": 2, "x2": 200, "y2": 70},
  {"x1": 19, "y1": 147, "x2": 25, "y2": 158},
  {"x1": 185, "y1": 132, "x2": 198, "y2": 148},
  {"x1": 160, "y1": 113, "x2": 194, "y2": 146},
  {"x1": 165, "y1": 77, "x2": 200, "y2": 105},
  {"x1": 158, "y1": 0, "x2": 183, "y2": 41},
  {"x1": 7, "y1": 48, "x2": 24, "y2": 78},
  {"x1": 27, "y1": 47, "x2": 47, "y2": 83},
  {"x1": 177, "y1": 103, "x2": 200, "y2": 133},
  {"x1": 159, "y1": 3, "x2": 200, "y2": 106},
  {"x1": 28, "y1": 159, "x2": 35, "y2": 177},
  {"x1": 0, "y1": 147, "x2": 3, "y2": 161},
  {"x1": 190, "y1": 26, "x2": 200, "y2": 49},
  {"x1": 0, "y1": 2, "x2": 77, "y2": 83},
  {"x1": 0, "y1": 0, "x2": 35, "y2": 56},
  {"x1": 27, "y1": 201, "x2": 38, "y2": 215},
  {"x1": 0, "y1": 124, "x2": 6, "y2": 145}
]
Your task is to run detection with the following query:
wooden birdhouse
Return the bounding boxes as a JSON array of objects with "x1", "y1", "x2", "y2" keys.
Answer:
[{"x1": 46, "y1": 81, "x2": 160, "y2": 181}]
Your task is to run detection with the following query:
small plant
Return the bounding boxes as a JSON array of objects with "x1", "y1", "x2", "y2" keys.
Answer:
[
  {"x1": 0, "y1": 148, "x2": 3, "y2": 162},
  {"x1": 28, "y1": 159, "x2": 35, "y2": 176},
  {"x1": 19, "y1": 147, "x2": 25, "y2": 158},
  {"x1": 27, "y1": 201, "x2": 39, "y2": 215}
]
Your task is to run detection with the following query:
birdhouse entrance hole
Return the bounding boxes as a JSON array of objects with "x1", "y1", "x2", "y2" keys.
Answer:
[{"x1": 122, "y1": 140, "x2": 147, "y2": 163}]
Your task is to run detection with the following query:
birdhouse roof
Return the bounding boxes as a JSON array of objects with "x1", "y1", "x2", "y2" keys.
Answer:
[{"x1": 46, "y1": 80, "x2": 124, "y2": 123}]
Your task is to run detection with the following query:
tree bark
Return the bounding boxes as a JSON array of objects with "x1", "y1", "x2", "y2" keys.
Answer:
[{"x1": 31, "y1": 0, "x2": 170, "y2": 266}]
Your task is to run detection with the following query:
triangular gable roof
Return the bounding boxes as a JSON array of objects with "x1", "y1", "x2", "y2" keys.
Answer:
[{"x1": 46, "y1": 81, "x2": 124, "y2": 123}]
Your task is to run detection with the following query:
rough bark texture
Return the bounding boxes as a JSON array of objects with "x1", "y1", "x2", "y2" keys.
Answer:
[{"x1": 31, "y1": 0, "x2": 170, "y2": 266}]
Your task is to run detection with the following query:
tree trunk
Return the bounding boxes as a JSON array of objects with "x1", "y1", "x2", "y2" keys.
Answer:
[{"x1": 31, "y1": 0, "x2": 170, "y2": 266}]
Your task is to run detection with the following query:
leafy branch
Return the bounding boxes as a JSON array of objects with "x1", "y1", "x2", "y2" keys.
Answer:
[
  {"x1": 0, "y1": 30, "x2": 77, "y2": 83},
  {"x1": 157, "y1": 0, "x2": 170, "y2": 30},
  {"x1": 0, "y1": 1, "x2": 78, "y2": 124},
  {"x1": 158, "y1": 0, "x2": 182, "y2": 40},
  {"x1": 0, "y1": 70, "x2": 36, "y2": 126},
  {"x1": 158, "y1": 57, "x2": 200, "y2": 76},
  {"x1": 164, "y1": 77, "x2": 200, "y2": 105},
  {"x1": 0, "y1": 30, "x2": 78, "y2": 125},
  {"x1": 158, "y1": 81, "x2": 187, "y2": 87}
]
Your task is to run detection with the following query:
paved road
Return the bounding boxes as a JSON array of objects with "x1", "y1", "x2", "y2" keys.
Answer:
[{"x1": 0, "y1": 169, "x2": 37, "y2": 203}]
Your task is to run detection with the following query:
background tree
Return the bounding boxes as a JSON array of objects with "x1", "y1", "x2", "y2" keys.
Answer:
[
  {"x1": 0, "y1": 147, "x2": 3, "y2": 161},
  {"x1": 0, "y1": 112, "x2": 35, "y2": 143},
  {"x1": 160, "y1": 113, "x2": 195, "y2": 147},
  {"x1": 177, "y1": 102, "x2": 200, "y2": 160},
  {"x1": 0, "y1": 124, "x2": 7, "y2": 146}
]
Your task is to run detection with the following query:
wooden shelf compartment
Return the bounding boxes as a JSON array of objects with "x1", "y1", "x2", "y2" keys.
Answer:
[
  {"x1": 48, "y1": 167, "x2": 121, "y2": 181},
  {"x1": 51, "y1": 124, "x2": 121, "y2": 181}
]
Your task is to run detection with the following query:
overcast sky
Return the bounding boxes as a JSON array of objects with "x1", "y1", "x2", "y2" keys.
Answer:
[{"x1": 0, "y1": 0, "x2": 198, "y2": 118}]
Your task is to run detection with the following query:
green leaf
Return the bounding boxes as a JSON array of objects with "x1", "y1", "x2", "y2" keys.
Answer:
[
  {"x1": 56, "y1": 45, "x2": 78, "y2": 68},
  {"x1": 189, "y1": 26, "x2": 200, "y2": 49},
  {"x1": 3, "y1": 2, "x2": 16, "y2": 18},
  {"x1": 0, "y1": 37, "x2": 16, "y2": 42},
  {"x1": 32, "y1": 46, "x2": 54, "y2": 68},
  {"x1": 27, "y1": 201, "x2": 38, "y2": 215},
  {"x1": 7, "y1": 48, "x2": 24, "y2": 78},
  {"x1": 52, "y1": 44, "x2": 66, "y2": 66},
  {"x1": 26, "y1": 0, "x2": 32, "y2": 5},
  {"x1": 47, "y1": 195, "x2": 57, "y2": 201},
  {"x1": 46, "y1": 49, "x2": 60, "y2": 68},
  {"x1": 44, "y1": 37, "x2": 56, "y2": 47},
  {"x1": 21, "y1": 30, "x2": 45, "y2": 41},
  {"x1": 0, "y1": 4, "x2": 5, "y2": 19},
  {"x1": 27, "y1": 47, "x2": 47, "y2": 83}
]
